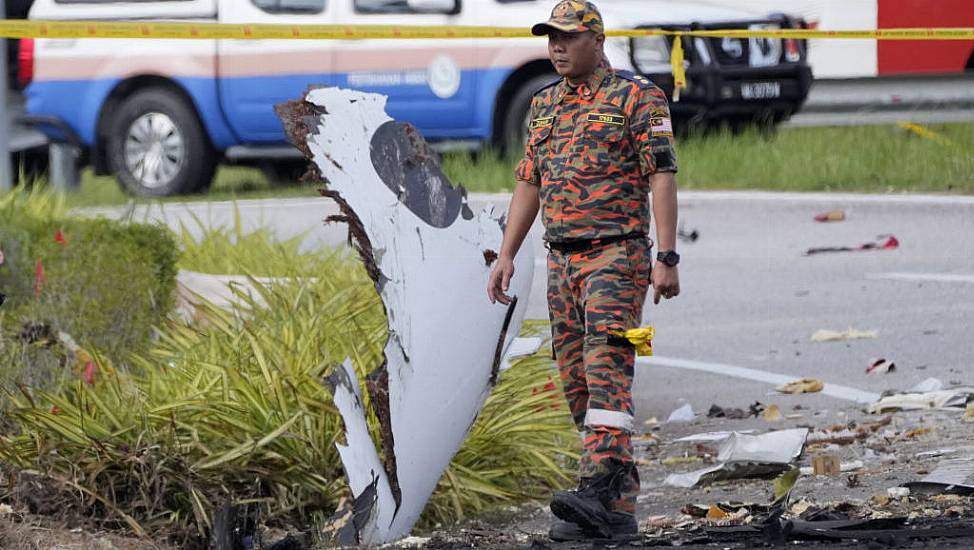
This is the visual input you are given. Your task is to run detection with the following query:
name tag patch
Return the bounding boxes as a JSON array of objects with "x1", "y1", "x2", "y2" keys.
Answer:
[
  {"x1": 530, "y1": 116, "x2": 554, "y2": 129},
  {"x1": 651, "y1": 117, "x2": 674, "y2": 136},
  {"x1": 587, "y1": 113, "x2": 626, "y2": 126}
]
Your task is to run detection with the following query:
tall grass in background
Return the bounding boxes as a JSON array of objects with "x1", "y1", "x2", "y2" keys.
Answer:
[
  {"x1": 440, "y1": 123, "x2": 974, "y2": 194},
  {"x1": 49, "y1": 123, "x2": 974, "y2": 210},
  {"x1": 0, "y1": 205, "x2": 577, "y2": 544},
  {"x1": 677, "y1": 123, "x2": 974, "y2": 193}
]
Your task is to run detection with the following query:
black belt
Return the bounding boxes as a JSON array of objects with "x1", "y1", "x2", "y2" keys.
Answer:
[{"x1": 545, "y1": 232, "x2": 647, "y2": 253}]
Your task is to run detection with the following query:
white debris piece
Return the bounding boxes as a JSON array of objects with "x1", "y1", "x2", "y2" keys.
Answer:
[
  {"x1": 911, "y1": 377, "x2": 945, "y2": 393},
  {"x1": 501, "y1": 336, "x2": 545, "y2": 371},
  {"x1": 869, "y1": 387, "x2": 974, "y2": 414},
  {"x1": 666, "y1": 403, "x2": 695, "y2": 423},
  {"x1": 665, "y1": 429, "x2": 808, "y2": 488},
  {"x1": 810, "y1": 328, "x2": 878, "y2": 342},
  {"x1": 674, "y1": 430, "x2": 757, "y2": 443},
  {"x1": 289, "y1": 87, "x2": 533, "y2": 544}
]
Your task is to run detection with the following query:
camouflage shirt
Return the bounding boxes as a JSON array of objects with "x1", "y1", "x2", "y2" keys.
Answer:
[{"x1": 515, "y1": 66, "x2": 678, "y2": 242}]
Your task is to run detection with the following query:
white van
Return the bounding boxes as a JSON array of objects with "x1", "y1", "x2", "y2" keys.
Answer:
[{"x1": 23, "y1": 0, "x2": 812, "y2": 195}]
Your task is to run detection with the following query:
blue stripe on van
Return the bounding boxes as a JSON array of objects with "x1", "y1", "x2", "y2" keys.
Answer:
[
  {"x1": 26, "y1": 67, "x2": 515, "y2": 149},
  {"x1": 26, "y1": 77, "x2": 240, "y2": 149}
]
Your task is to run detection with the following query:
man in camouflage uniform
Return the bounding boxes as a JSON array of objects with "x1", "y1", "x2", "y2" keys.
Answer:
[{"x1": 487, "y1": 0, "x2": 681, "y2": 542}]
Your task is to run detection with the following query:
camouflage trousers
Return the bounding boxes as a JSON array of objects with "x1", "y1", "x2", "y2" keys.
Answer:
[{"x1": 546, "y1": 237, "x2": 652, "y2": 515}]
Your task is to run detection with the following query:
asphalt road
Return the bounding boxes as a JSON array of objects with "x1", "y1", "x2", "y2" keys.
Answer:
[
  {"x1": 787, "y1": 74, "x2": 974, "y2": 127},
  {"x1": 82, "y1": 190, "x2": 974, "y2": 422}
]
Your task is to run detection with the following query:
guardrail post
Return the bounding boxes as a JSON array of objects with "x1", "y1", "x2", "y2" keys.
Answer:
[{"x1": 49, "y1": 142, "x2": 79, "y2": 192}]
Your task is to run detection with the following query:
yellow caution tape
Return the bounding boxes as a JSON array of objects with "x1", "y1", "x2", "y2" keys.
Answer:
[
  {"x1": 4, "y1": 21, "x2": 971, "y2": 103},
  {"x1": 616, "y1": 327, "x2": 655, "y2": 357},
  {"x1": 0, "y1": 20, "x2": 971, "y2": 41}
]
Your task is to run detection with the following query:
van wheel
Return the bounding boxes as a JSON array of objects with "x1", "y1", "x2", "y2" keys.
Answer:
[
  {"x1": 501, "y1": 73, "x2": 558, "y2": 152},
  {"x1": 108, "y1": 88, "x2": 216, "y2": 196}
]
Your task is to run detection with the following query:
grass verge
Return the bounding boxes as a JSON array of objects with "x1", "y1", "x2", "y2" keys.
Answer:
[{"x1": 45, "y1": 122, "x2": 974, "y2": 209}]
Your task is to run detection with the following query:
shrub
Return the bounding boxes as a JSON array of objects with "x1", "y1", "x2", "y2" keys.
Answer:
[
  {"x1": 0, "y1": 217, "x2": 576, "y2": 544},
  {"x1": 0, "y1": 190, "x2": 179, "y2": 387}
]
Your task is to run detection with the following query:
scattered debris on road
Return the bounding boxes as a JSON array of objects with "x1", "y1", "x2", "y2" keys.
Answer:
[
  {"x1": 814, "y1": 209, "x2": 846, "y2": 222},
  {"x1": 866, "y1": 357, "x2": 897, "y2": 374},
  {"x1": 778, "y1": 378, "x2": 825, "y2": 394},
  {"x1": 805, "y1": 234, "x2": 899, "y2": 255},
  {"x1": 664, "y1": 429, "x2": 808, "y2": 488},
  {"x1": 811, "y1": 328, "x2": 878, "y2": 342},
  {"x1": 667, "y1": 402, "x2": 695, "y2": 423},
  {"x1": 870, "y1": 386, "x2": 974, "y2": 413},
  {"x1": 677, "y1": 224, "x2": 700, "y2": 243}
]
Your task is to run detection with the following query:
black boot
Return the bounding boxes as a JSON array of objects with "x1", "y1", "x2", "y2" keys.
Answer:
[{"x1": 549, "y1": 467, "x2": 640, "y2": 541}]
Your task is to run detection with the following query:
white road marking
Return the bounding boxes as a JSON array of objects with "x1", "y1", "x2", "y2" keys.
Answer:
[
  {"x1": 868, "y1": 272, "x2": 974, "y2": 284},
  {"x1": 638, "y1": 355, "x2": 880, "y2": 404}
]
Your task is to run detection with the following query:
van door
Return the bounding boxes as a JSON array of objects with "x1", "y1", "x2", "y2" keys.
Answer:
[
  {"x1": 332, "y1": 0, "x2": 475, "y2": 141},
  {"x1": 216, "y1": 0, "x2": 335, "y2": 143}
]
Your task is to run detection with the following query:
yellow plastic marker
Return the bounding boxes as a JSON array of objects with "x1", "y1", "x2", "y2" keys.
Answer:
[
  {"x1": 617, "y1": 326, "x2": 655, "y2": 356},
  {"x1": 670, "y1": 35, "x2": 686, "y2": 102},
  {"x1": 896, "y1": 121, "x2": 957, "y2": 147}
]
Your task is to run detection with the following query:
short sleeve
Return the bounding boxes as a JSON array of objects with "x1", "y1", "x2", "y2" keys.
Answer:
[
  {"x1": 629, "y1": 85, "x2": 678, "y2": 176},
  {"x1": 514, "y1": 96, "x2": 543, "y2": 187}
]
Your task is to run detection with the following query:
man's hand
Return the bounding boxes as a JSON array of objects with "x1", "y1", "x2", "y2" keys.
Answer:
[
  {"x1": 652, "y1": 263, "x2": 680, "y2": 304},
  {"x1": 487, "y1": 256, "x2": 516, "y2": 305}
]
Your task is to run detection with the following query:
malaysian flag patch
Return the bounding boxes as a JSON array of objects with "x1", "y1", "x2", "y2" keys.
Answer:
[{"x1": 651, "y1": 117, "x2": 673, "y2": 137}]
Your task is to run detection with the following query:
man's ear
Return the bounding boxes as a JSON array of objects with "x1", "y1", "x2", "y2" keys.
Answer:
[{"x1": 594, "y1": 32, "x2": 606, "y2": 47}]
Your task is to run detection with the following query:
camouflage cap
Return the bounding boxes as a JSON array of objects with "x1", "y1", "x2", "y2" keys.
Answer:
[{"x1": 531, "y1": 0, "x2": 604, "y2": 36}]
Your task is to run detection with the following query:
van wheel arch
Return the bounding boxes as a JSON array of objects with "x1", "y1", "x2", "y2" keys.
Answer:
[
  {"x1": 492, "y1": 60, "x2": 556, "y2": 151},
  {"x1": 94, "y1": 76, "x2": 213, "y2": 180}
]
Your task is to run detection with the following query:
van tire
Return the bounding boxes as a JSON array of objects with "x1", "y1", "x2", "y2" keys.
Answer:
[
  {"x1": 501, "y1": 73, "x2": 558, "y2": 152},
  {"x1": 108, "y1": 88, "x2": 216, "y2": 196}
]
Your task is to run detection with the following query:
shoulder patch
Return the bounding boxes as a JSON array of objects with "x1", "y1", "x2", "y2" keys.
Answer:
[
  {"x1": 615, "y1": 70, "x2": 654, "y2": 89},
  {"x1": 532, "y1": 77, "x2": 562, "y2": 96}
]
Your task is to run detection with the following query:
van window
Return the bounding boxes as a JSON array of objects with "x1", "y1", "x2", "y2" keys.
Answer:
[
  {"x1": 253, "y1": 0, "x2": 325, "y2": 14},
  {"x1": 354, "y1": 0, "x2": 416, "y2": 14}
]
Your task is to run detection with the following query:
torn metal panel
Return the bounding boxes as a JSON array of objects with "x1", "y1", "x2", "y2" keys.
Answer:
[
  {"x1": 666, "y1": 429, "x2": 808, "y2": 488},
  {"x1": 869, "y1": 387, "x2": 974, "y2": 414},
  {"x1": 905, "y1": 458, "x2": 974, "y2": 495},
  {"x1": 279, "y1": 88, "x2": 533, "y2": 544}
]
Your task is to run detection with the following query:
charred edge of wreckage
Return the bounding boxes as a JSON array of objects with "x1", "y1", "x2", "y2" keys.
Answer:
[
  {"x1": 366, "y1": 366, "x2": 402, "y2": 511},
  {"x1": 483, "y1": 249, "x2": 498, "y2": 267},
  {"x1": 282, "y1": 91, "x2": 402, "y2": 519},
  {"x1": 488, "y1": 296, "x2": 518, "y2": 386},
  {"x1": 320, "y1": 190, "x2": 384, "y2": 288},
  {"x1": 274, "y1": 93, "x2": 325, "y2": 161}
]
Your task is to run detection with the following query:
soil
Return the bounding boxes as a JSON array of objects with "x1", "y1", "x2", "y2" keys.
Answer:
[{"x1": 4, "y1": 403, "x2": 974, "y2": 549}]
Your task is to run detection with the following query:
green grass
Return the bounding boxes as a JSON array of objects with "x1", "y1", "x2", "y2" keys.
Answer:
[
  {"x1": 442, "y1": 122, "x2": 974, "y2": 194},
  {"x1": 677, "y1": 122, "x2": 974, "y2": 194},
  {"x1": 56, "y1": 122, "x2": 974, "y2": 208}
]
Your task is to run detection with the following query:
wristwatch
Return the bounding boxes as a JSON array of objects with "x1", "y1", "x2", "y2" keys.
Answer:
[{"x1": 656, "y1": 250, "x2": 680, "y2": 267}]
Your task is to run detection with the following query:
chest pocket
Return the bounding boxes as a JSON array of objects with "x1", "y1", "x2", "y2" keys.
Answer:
[
  {"x1": 585, "y1": 111, "x2": 626, "y2": 143},
  {"x1": 528, "y1": 120, "x2": 553, "y2": 147}
]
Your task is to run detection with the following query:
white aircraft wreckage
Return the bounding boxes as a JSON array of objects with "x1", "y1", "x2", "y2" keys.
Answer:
[{"x1": 277, "y1": 88, "x2": 534, "y2": 545}]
